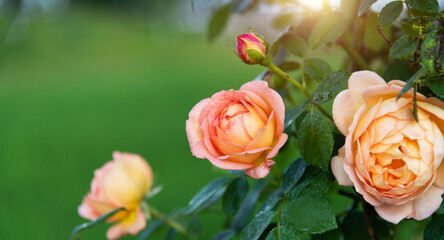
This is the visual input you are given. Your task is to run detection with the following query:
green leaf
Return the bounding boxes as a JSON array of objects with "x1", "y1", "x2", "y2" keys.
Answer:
[
  {"x1": 187, "y1": 177, "x2": 231, "y2": 214},
  {"x1": 411, "y1": 16, "x2": 435, "y2": 35},
  {"x1": 274, "y1": 13, "x2": 295, "y2": 29},
  {"x1": 278, "y1": 61, "x2": 301, "y2": 72},
  {"x1": 379, "y1": 1, "x2": 403, "y2": 26},
  {"x1": 383, "y1": 60, "x2": 413, "y2": 81},
  {"x1": 231, "y1": 182, "x2": 267, "y2": 231},
  {"x1": 421, "y1": 30, "x2": 440, "y2": 72},
  {"x1": 406, "y1": 0, "x2": 439, "y2": 12},
  {"x1": 365, "y1": 12, "x2": 392, "y2": 51},
  {"x1": 281, "y1": 158, "x2": 307, "y2": 193},
  {"x1": 424, "y1": 214, "x2": 444, "y2": 240},
  {"x1": 265, "y1": 226, "x2": 300, "y2": 240},
  {"x1": 137, "y1": 220, "x2": 164, "y2": 240},
  {"x1": 211, "y1": 229, "x2": 237, "y2": 240},
  {"x1": 311, "y1": 228, "x2": 341, "y2": 240},
  {"x1": 240, "y1": 211, "x2": 276, "y2": 240},
  {"x1": 314, "y1": 70, "x2": 350, "y2": 103},
  {"x1": 358, "y1": 0, "x2": 377, "y2": 16},
  {"x1": 71, "y1": 207, "x2": 127, "y2": 240},
  {"x1": 207, "y1": 4, "x2": 230, "y2": 42},
  {"x1": 389, "y1": 36, "x2": 419, "y2": 59},
  {"x1": 222, "y1": 175, "x2": 249, "y2": 216},
  {"x1": 288, "y1": 169, "x2": 331, "y2": 201},
  {"x1": 397, "y1": 66, "x2": 426, "y2": 100},
  {"x1": 268, "y1": 26, "x2": 291, "y2": 58},
  {"x1": 309, "y1": 13, "x2": 348, "y2": 50},
  {"x1": 282, "y1": 195, "x2": 336, "y2": 234},
  {"x1": 282, "y1": 33, "x2": 307, "y2": 57},
  {"x1": 341, "y1": 211, "x2": 371, "y2": 240},
  {"x1": 305, "y1": 58, "x2": 332, "y2": 82},
  {"x1": 297, "y1": 111, "x2": 334, "y2": 172},
  {"x1": 424, "y1": 75, "x2": 444, "y2": 99},
  {"x1": 284, "y1": 105, "x2": 305, "y2": 129},
  {"x1": 256, "y1": 189, "x2": 283, "y2": 217}
]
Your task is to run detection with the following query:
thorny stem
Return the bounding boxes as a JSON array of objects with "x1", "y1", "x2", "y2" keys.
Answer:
[
  {"x1": 262, "y1": 59, "x2": 333, "y2": 121},
  {"x1": 404, "y1": 1, "x2": 415, "y2": 18},
  {"x1": 376, "y1": 26, "x2": 392, "y2": 47},
  {"x1": 361, "y1": 199, "x2": 377, "y2": 240},
  {"x1": 149, "y1": 207, "x2": 190, "y2": 239},
  {"x1": 376, "y1": 26, "x2": 414, "y2": 71}
]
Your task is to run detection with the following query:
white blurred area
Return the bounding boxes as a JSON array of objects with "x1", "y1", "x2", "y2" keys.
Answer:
[{"x1": 181, "y1": 0, "x2": 444, "y2": 43}]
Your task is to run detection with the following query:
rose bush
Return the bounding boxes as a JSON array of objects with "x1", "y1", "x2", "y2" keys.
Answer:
[
  {"x1": 78, "y1": 151, "x2": 153, "y2": 239},
  {"x1": 331, "y1": 71, "x2": 444, "y2": 224},
  {"x1": 186, "y1": 80, "x2": 288, "y2": 179}
]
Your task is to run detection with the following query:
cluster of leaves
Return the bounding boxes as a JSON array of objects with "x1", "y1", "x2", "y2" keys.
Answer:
[
  {"x1": 72, "y1": 0, "x2": 444, "y2": 239},
  {"x1": 193, "y1": 0, "x2": 444, "y2": 239}
]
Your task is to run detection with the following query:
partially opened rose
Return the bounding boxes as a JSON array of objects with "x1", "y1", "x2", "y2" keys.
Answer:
[
  {"x1": 186, "y1": 80, "x2": 288, "y2": 179},
  {"x1": 78, "y1": 151, "x2": 153, "y2": 239},
  {"x1": 331, "y1": 71, "x2": 444, "y2": 224}
]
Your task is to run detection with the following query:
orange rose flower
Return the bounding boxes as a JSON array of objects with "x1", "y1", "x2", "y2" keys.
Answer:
[
  {"x1": 186, "y1": 80, "x2": 288, "y2": 179},
  {"x1": 331, "y1": 71, "x2": 444, "y2": 223}
]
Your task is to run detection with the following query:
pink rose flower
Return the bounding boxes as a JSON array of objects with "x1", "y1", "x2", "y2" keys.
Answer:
[
  {"x1": 78, "y1": 151, "x2": 153, "y2": 239},
  {"x1": 186, "y1": 80, "x2": 288, "y2": 179},
  {"x1": 331, "y1": 71, "x2": 444, "y2": 224}
]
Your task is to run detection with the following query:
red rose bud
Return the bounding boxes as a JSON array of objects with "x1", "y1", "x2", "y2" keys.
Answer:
[{"x1": 236, "y1": 32, "x2": 269, "y2": 65}]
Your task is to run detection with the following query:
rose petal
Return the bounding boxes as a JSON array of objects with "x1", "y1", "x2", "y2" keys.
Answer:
[
  {"x1": 433, "y1": 121, "x2": 444, "y2": 168},
  {"x1": 222, "y1": 147, "x2": 269, "y2": 164},
  {"x1": 375, "y1": 202, "x2": 413, "y2": 224},
  {"x1": 106, "y1": 208, "x2": 146, "y2": 240},
  {"x1": 246, "y1": 111, "x2": 276, "y2": 150},
  {"x1": 333, "y1": 71, "x2": 387, "y2": 135},
  {"x1": 192, "y1": 141, "x2": 254, "y2": 170},
  {"x1": 186, "y1": 99, "x2": 210, "y2": 152},
  {"x1": 372, "y1": 116, "x2": 397, "y2": 143},
  {"x1": 211, "y1": 136, "x2": 245, "y2": 155},
  {"x1": 363, "y1": 81, "x2": 426, "y2": 108},
  {"x1": 331, "y1": 146, "x2": 354, "y2": 186},
  {"x1": 266, "y1": 133, "x2": 288, "y2": 160},
  {"x1": 245, "y1": 160, "x2": 275, "y2": 179},
  {"x1": 240, "y1": 80, "x2": 285, "y2": 135},
  {"x1": 418, "y1": 101, "x2": 444, "y2": 132},
  {"x1": 433, "y1": 163, "x2": 444, "y2": 188},
  {"x1": 412, "y1": 185, "x2": 444, "y2": 220}
]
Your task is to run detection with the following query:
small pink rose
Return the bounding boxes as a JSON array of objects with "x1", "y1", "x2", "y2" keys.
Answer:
[
  {"x1": 78, "y1": 151, "x2": 153, "y2": 239},
  {"x1": 186, "y1": 80, "x2": 288, "y2": 179},
  {"x1": 236, "y1": 32, "x2": 269, "y2": 64},
  {"x1": 331, "y1": 71, "x2": 444, "y2": 224}
]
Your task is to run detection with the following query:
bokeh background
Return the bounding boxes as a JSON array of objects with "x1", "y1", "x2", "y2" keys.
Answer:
[
  {"x1": 0, "y1": 0, "x2": 264, "y2": 239},
  {"x1": 2, "y1": 0, "x2": 444, "y2": 239}
]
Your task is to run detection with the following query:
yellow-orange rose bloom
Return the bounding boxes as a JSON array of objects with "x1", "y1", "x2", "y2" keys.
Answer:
[
  {"x1": 186, "y1": 80, "x2": 288, "y2": 179},
  {"x1": 331, "y1": 71, "x2": 444, "y2": 224},
  {"x1": 78, "y1": 151, "x2": 153, "y2": 239}
]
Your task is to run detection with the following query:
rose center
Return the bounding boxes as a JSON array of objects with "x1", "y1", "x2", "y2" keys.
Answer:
[{"x1": 218, "y1": 102, "x2": 266, "y2": 147}]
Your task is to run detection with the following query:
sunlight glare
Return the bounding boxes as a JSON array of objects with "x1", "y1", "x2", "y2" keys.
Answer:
[{"x1": 298, "y1": 0, "x2": 341, "y2": 11}]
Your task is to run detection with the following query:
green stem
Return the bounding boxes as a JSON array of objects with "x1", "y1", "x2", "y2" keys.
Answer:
[
  {"x1": 339, "y1": 38, "x2": 369, "y2": 70},
  {"x1": 149, "y1": 207, "x2": 190, "y2": 239},
  {"x1": 404, "y1": 0, "x2": 414, "y2": 18},
  {"x1": 301, "y1": 59, "x2": 307, "y2": 88},
  {"x1": 361, "y1": 199, "x2": 376, "y2": 240},
  {"x1": 262, "y1": 60, "x2": 333, "y2": 121}
]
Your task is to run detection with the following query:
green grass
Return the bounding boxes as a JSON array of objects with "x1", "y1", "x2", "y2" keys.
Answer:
[{"x1": 0, "y1": 8, "x2": 262, "y2": 239}]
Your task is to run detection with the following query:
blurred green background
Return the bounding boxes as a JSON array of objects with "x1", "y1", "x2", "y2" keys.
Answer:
[{"x1": 0, "y1": 1, "x2": 263, "y2": 239}]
